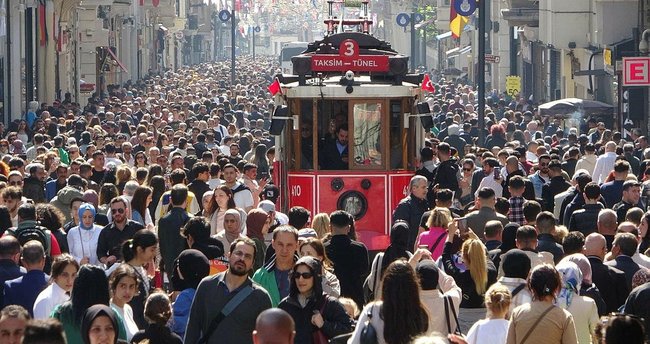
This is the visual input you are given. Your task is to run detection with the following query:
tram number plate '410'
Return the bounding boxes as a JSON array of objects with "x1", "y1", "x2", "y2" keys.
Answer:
[{"x1": 311, "y1": 39, "x2": 390, "y2": 72}]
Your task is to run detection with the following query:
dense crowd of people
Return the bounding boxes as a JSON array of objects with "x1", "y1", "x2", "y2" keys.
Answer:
[{"x1": 0, "y1": 53, "x2": 646, "y2": 344}]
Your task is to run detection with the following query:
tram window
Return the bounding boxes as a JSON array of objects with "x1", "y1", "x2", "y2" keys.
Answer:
[
  {"x1": 318, "y1": 100, "x2": 349, "y2": 170},
  {"x1": 352, "y1": 102, "x2": 383, "y2": 168},
  {"x1": 300, "y1": 100, "x2": 314, "y2": 170},
  {"x1": 389, "y1": 100, "x2": 404, "y2": 169}
]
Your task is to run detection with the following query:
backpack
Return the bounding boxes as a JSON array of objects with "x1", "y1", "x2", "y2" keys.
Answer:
[
  {"x1": 232, "y1": 183, "x2": 251, "y2": 195},
  {"x1": 6, "y1": 225, "x2": 52, "y2": 256}
]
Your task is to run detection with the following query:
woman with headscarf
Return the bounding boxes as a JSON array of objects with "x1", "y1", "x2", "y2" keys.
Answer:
[
  {"x1": 67, "y1": 203, "x2": 104, "y2": 265},
  {"x1": 246, "y1": 208, "x2": 271, "y2": 271},
  {"x1": 555, "y1": 261, "x2": 599, "y2": 344},
  {"x1": 171, "y1": 249, "x2": 210, "y2": 339},
  {"x1": 81, "y1": 304, "x2": 123, "y2": 344},
  {"x1": 364, "y1": 221, "x2": 413, "y2": 302},
  {"x1": 52, "y1": 265, "x2": 127, "y2": 344},
  {"x1": 278, "y1": 257, "x2": 353, "y2": 343},
  {"x1": 561, "y1": 253, "x2": 606, "y2": 316}
]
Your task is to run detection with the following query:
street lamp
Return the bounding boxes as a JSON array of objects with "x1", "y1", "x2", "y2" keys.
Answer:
[{"x1": 639, "y1": 29, "x2": 650, "y2": 54}]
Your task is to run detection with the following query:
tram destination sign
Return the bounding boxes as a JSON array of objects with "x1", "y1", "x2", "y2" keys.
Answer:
[{"x1": 311, "y1": 39, "x2": 390, "y2": 72}]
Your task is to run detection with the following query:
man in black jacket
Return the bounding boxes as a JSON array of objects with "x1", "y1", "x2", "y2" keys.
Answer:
[
  {"x1": 535, "y1": 211, "x2": 564, "y2": 264},
  {"x1": 324, "y1": 211, "x2": 369, "y2": 308},
  {"x1": 605, "y1": 233, "x2": 641, "y2": 290},
  {"x1": 158, "y1": 185, "x2": 192, "y2": 276},
  {"x1": 392, "y1": 175, "x2": 429, "y2": 250},
  {"x1": 585, "y1": 233, "x2": 629, "y2": 313},
  {"x1": 434, "y1": 142, "x2": 459, "y2": 192},
  {"x1": 187, "y1": 162, "x2": 211, "y2": 212},
  {"x1": 568, "y1": 182, "x2": 604, "y2": 236},
  {"x1": 541, "y1": 160, "x2": 571, "y2": 212}
]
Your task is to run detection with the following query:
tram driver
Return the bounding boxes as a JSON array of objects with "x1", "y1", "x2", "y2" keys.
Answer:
[{"x1": 320, "y1": 124, "x2": 349, "y2": 170}]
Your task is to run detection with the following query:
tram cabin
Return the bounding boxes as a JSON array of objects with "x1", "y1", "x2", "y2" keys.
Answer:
[{"x1": 270, "y1": 29, "x2": 428, "y2": 251}]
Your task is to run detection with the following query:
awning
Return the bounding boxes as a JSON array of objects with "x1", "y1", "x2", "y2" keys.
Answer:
[
  {"x1": 446, "y1": 47, "x2": 460, "y2": 56},
  {"x1": 459, "y1": 46, "x2": 472, "y2": 54},
  {"x1": 436, "y1": 31, "x2": 453, "y2": 40},
  {"x1": 105, "y1": 47, "x2": 129, "y2": 74}
]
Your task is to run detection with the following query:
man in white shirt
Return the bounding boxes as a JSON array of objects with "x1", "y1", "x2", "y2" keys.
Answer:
[
  {"x1": 475, "y1": 158, "x2": 504, "y2": 198},
  {"x1": 576, "y1": 143, "x2": 598, "y2": 176},
  {"x1": 592, "y1": 141, "x2": 618, "y2": 184},
  {"x1": 223, "y1": 163, "x2": 254, "y2": 212}
]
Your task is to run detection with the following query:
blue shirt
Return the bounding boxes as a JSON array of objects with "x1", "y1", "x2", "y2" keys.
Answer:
[{"x1": 274, "y1": 269, "x2": 291, "y2": 301}]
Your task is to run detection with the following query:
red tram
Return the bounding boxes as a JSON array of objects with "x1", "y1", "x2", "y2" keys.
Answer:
[{"x1": 271, "y1": 0, "x2": 428, "y2": 250}]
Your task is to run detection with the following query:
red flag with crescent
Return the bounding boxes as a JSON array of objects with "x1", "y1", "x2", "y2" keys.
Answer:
[
  {"x1": 268, "y1": 78, "x2": 282, "y2": 96},
  {"x1": 422, "y1": 74, "x2": 435, "y2": 93}
]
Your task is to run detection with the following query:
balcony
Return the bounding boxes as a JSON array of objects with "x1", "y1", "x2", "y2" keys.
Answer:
[{"x1": 501, "y1": 0, "x2": 539, "y2": 27}]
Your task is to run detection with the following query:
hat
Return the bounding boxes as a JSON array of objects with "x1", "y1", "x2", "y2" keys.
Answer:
[
  {"x1": 416, "y1": 260, "x2": 440, "y2": 291},
  {"x1": 258, "y1": 200, "x2": 276, "y2": 213},
  {"x1": 262, "y1": 184, "x2": 279, "y2": 202},
  {"x1": 298, "y1": 228, "x2": 318, "y2": 240}
]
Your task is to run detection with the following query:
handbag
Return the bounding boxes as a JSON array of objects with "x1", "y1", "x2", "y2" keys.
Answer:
[
  {"x1": 359, "y1": 304, "x2": 378, "y2": 344},
  {"x1": 312, "y1": 300, "x2": 328, "y2": 344},
  {"x1": 444, "y1": 295, "x2": 462, "y2": 335}
]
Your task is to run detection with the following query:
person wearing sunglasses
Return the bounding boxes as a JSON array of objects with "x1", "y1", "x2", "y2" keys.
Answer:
[
  {"x1": 278, "y1": 256, "x2": 353, "y2": 344},
  {"x1": 96, "y1": 197, "x2": 144, "y2": 268}
]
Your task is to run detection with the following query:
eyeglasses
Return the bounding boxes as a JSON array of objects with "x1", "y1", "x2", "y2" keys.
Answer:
[
  {"x1": 8, "y1": 181, "x2": 22, "y2": 186},
  {"x1": 110, "y1": 208, "x2": 125, "y2": 214},
  {"x1": 293, "y1": 272, "x2": 313, "y2": 280},
  {"x1": 231, "y1": 250, "x2": 254, "y2": 260},
  {"x1": 539, "y1": 162, "x2": 549, "y2": 167}
]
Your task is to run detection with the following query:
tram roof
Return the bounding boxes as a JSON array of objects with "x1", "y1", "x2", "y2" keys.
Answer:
[{"x1": 282, "y1": 75, "x2": 420, "y2": 98}]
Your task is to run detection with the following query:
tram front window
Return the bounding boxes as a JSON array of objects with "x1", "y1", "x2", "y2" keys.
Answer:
[
  {"x1": 352, "y1": 102, "x2": 382, "y2": 167},
  {"x1": 319, "y1": 123, "x2": 349, "y2": 170}
]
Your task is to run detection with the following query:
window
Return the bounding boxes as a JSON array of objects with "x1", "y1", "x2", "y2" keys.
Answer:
[{"x1": 352, "y1": 102, "x2": 383, "y2": 168}]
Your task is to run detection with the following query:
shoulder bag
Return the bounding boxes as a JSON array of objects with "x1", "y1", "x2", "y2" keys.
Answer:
[
  {"x1": 518, "y1": 305, "x2": 555, "y2": 344},
  {"x1": 444, "y1": 294, "x2": 462, "y2": 335},
  {"x1": 359, "y1": 304, "x2": 378, "y2": 344},
  {"x1": 198, "y1": 285, "x2": 254, "y2": 344}
]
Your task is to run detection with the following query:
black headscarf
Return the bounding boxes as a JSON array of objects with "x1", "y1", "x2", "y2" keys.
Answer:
[
  {"x1": 382, "y1": 221, "x2": 412, "y2": 274},
  {"x1": 81, "y1": 305, "x2": 119, "y2": 344},
  {"x1": 176, "y1": 249, "x2": 210, "y2": 289},
  {"x1": 501, "y1": 249, "x2": 531, "y2": 279}
]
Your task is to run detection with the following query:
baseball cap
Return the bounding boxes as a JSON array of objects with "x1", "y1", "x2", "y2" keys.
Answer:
[
  {"x1": 262, "y1": 184, "x2": 279, "y2": 203},
  {"x1": 258, "y1": 200, "x2": 276, "y2": 213}
]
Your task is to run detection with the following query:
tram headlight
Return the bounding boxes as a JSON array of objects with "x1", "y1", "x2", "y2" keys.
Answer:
[
  {"x1": 337, "y1": 191, "x2": 368, "y2": 220},
  {"x1": 344, "y1": 70, "x2": 355, "y2": 81}
]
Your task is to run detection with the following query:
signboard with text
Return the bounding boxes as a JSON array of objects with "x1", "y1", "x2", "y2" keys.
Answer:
[
  {"x1": 505, "y1": 76, "x2": 521, "y2": 96},
  {"x1": 311, "y1": 39, "x2": 390, "y2": 72},
  {"x1": 623, "y1": 57, "x2": 650, "y2": 86}
]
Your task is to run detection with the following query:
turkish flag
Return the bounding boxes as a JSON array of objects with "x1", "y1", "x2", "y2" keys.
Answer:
[
  {"x1": 422, "y1": 74, "x2": 435, "y2": 93},
  {"x1": 268, "y1": 78, "x2": 282, "y2": 95}
]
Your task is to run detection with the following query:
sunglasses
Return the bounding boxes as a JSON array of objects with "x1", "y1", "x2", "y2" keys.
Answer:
[
  {"x1": 293, "y1": 272, "x2": 313, "y2": 280},
  {"x1": 463, "y1": 168, "x2": 472, "y2": 171},
  {"x1": 110, "y1": 208, "x2": 125, "y2": 214},
  {"x1": 8, "y1": 181, "x2": 22, "y2": 186}
]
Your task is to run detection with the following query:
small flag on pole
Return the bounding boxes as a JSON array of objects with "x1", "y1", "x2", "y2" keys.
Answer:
[
  {"x1": 422, "y1": 74, "x2": 435, "y2": 93},
  {"x1": 268, "y1": 78, "x2": 282, "y2": 96}
]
